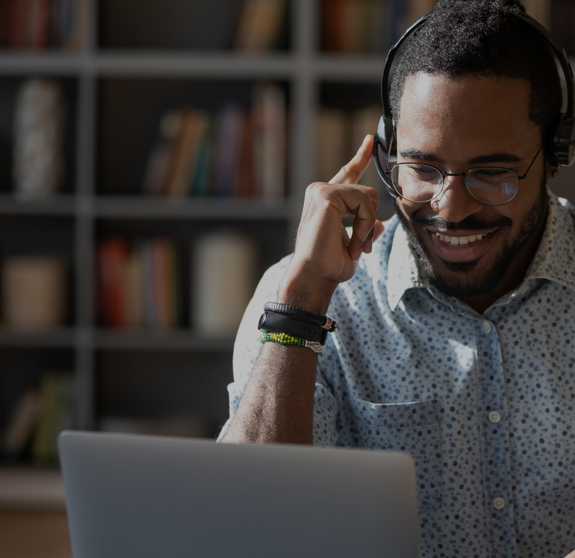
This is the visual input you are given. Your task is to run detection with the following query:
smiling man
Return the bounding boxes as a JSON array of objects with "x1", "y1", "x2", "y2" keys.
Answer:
[{"x1": 219, "y1": 1, "x2": 575, "y2": 557}]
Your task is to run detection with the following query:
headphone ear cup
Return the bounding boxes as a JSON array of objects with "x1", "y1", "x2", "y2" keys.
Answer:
[
  {"x1": 552, "y1": 115, "x2": 575, "y2": 167},
  {"x1": 375, "y1": 118, "x2": 398, "y2": 197}
]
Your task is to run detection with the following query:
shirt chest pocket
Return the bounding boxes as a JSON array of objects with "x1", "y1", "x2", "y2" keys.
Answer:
[{"x1": 348, "y1": 395, "x2": 443, "y2": 510}]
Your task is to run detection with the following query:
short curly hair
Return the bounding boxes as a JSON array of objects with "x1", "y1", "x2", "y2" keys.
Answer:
[{"x1": 389, "y1": 0, "x2": 562, "y2": 159}]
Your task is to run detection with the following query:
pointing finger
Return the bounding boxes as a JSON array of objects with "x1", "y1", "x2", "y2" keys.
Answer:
[{"x1": 329, "y1": 134, "x2": 374, "y2": 186}]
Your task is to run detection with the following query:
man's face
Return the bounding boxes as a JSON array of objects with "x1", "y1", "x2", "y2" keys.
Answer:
[{"x1": 394, "y1": 73, "x2": 551, "y2": 305}]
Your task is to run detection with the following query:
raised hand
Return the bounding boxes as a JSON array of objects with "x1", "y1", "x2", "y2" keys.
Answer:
[{"x1": 278, "y1": 134, "x2": 385, "y2": 314}]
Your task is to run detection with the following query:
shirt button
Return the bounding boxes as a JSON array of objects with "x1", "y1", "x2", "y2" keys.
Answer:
[
  {"x1": 489, "y1": 411, "x2": 501, "y2": 424},
  {"x1": 482, "y1": 321, "x2": 492, "y2": 334},
  {"x1": 493, "y1": 497, "x2": 505, "y2": 510}
]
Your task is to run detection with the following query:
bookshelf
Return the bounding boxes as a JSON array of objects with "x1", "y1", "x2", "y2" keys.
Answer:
[{"x1": 1, "y1": 0, "x2": 575, "y2": 500}]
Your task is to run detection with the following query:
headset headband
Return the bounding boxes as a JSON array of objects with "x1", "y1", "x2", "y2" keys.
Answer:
[{"x1": 379, "y1": 9, "x2": 575, "y2": 167}]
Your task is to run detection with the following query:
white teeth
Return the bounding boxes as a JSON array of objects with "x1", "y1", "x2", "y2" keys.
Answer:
[{"x1": 435, "y1": 232, "x2": 486, "y2": 246}]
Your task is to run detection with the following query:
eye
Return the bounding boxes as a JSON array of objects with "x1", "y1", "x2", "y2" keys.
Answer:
[
  {"x1": 473, "y1": 169, "x2": 509, "y2": 178},
  {"x1": 406, "y1": 164, "x2": 436, "y2": 177}
]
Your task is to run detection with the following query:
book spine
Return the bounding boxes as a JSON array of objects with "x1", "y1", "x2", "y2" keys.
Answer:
[{"x1": 234, "y1": 0, "x2": 287, "y2": 53}]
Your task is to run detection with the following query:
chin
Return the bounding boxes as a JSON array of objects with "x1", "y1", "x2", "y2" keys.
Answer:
[{"x1": 392, "y1": 184, "x2": 548, "y2": 300}]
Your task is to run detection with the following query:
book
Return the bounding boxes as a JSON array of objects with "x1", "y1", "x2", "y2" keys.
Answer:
[
  {"x1": 30, "y1": 373, "x2": 67, "y2": 464},
  {"x1": 97, "y1": 238, "x2": 129, "y2": 328},
  {"x1": 234, "y1": 108, "x2": 255, "y2": 197},
  {"x1": 316, "y1": 108, "x2": 350, "y2": 182},
  {"x1": 151, "y1": 238, "x2": 170, "y2": 330},
  {"x1": 365, "y1": 0, "x2": 392, "y2": 53},
  {"x1": 189, "y1": 112, "x2": 215, "y2": 196},
  {"x1": 212, "y1": 104, "x2": 244, "y2": 196},
  {"x1": 2, "y1": 390, "x2": 41, "y2": 458},
  {"x1": 339, "y1": 0, "x2": 370, "y2": 53},
  {"x1": 234, "y1": 0, "x2": 287, "y2": 53},
  {"x1": 124, "y1": 248, "x2": 144, "y2": 329},
  {"x1": 0, "y1": 0, "x2": 84, "y2": 50},
  {"x1": 351, "y1": 104, "x2": 382, "y2": 189},
  {"x1": 322, "y1": 0, "x2": 394, "y2": 54},
  {"x1": 162, "y1": 110, "x2": 209, "y2": 197},
  {"x1": 142, "y1": 111, "x2": 182, "y2": 196},
  {"x1": 253, "y1": 82, "x2": 286, "y2": 199}
]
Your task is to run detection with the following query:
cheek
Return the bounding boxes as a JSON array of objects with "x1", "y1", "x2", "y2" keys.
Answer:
[{"x1": 396, "y1": 199, "x2": 422, "y2": 221}]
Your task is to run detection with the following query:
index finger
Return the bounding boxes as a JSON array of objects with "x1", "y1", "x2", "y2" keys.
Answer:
[{"x1": 329, "y1": 134, "x2": 374, "y2": 186}]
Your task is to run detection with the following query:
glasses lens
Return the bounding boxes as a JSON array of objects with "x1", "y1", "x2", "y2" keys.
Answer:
[
  {"x1": 467, "y1": 168, "x2": 519, "y2": 205},
  {"x1": 392, "y1": 163, "x2": 442, "y2": 202}
]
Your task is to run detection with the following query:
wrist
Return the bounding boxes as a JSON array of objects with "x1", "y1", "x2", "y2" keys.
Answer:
[{"x1": 277, "y1": 269, "x2": 338, "y2": 315}]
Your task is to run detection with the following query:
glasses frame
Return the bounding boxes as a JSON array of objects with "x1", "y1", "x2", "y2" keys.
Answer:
[{"x1": 373, "y1": 133, "x2": 544, "y2": 207}]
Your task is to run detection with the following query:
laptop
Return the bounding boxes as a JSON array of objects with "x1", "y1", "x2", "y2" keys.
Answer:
[{"x1": 58, "y1": 431, "x2": 420, "y2": 558}]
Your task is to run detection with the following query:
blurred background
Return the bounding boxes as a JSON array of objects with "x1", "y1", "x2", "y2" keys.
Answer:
[{"x1": 0, "y1": 0, "x2": 574, "y2": 556}]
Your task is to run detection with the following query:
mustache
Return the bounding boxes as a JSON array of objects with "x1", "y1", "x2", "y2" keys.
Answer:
[{"x1": 410, "y1": 213, "x2": 512, "y2": 231}]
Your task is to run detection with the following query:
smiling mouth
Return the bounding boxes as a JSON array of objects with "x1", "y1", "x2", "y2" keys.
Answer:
[{"x1": 434, "y1": 232, "x2": 490, "y2": 246}]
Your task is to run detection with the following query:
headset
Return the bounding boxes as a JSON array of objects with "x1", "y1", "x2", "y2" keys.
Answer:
[{"x1": 373, "y1": 10, "x2": 575, "y2": 198}]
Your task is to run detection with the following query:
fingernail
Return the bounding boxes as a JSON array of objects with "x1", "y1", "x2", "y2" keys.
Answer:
[{"x1": 358, "y1": 134, "x2": 370, "y2": 153}]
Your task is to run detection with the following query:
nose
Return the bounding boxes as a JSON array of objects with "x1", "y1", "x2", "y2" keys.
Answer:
[{"x1": 431, "y1": 174, "x2": 484, "y2": 223}]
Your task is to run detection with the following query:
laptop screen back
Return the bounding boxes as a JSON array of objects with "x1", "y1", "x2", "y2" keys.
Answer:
[{"x1": 59, "y1": 431, "x2": 420, "y2": 558}]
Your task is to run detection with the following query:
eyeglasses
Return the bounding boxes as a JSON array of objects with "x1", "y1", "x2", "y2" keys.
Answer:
[{"x1": 373, "y1": 134, "x2": 544, "y2": 206}]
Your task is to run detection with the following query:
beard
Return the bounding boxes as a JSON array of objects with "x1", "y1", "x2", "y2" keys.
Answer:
[{"x1": 393, "y1": 175, "x2": 548, "y2": 300}]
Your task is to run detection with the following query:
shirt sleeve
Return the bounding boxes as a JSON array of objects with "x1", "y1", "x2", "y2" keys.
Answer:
[{"x1": 217, "y1": 255, "x2": 339, "y2": 446}]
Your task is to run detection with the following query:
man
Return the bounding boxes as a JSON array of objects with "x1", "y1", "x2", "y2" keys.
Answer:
[{"x1": 220, "y1": 0, "x2": 575, "y2": 556}]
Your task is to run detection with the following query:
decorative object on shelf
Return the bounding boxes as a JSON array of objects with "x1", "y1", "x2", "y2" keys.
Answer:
[
  {"x1": 142, "y1": 82, "x2": 286, "y2": 200},
  {"x1": 234, "y1": 0, "x2": 287, "y2": 53},
  {"x1": 1, "y1": 256, "x2": 67, "y2": 331},
  {"x1": 192, "y1": 230, "x2": 258, "y2": 335},
  {"x1": 13, "y1": 79, "x2": 66, "y2": 200}
]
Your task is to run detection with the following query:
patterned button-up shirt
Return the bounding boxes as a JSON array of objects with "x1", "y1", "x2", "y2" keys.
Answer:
[{"x1": 221, "y1": 188, "x2": 575, "y2": 558}]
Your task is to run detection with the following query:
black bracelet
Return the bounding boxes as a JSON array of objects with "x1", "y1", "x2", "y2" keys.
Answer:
[
  {"x1": 263, "y1": 302, "x2": 338, "y2": 332},
  {"x1": 258, "y1": 311, "x2": 329, "y2": 345}
]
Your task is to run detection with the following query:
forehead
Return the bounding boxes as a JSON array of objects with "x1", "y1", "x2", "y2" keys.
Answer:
[{"x1": 396, "y1": 73, "x2": 540, "y2": 156}]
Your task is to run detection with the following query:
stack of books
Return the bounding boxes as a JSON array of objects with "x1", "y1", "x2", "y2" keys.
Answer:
[
  {"x1": 0, "y1": 0, "x2": 87, "y2": 50},
  {"x1": 142, "y1": 82, "x2": 286, "y2": 201},
  {"x1": 96, "y1": 237, "x2": 181, "y2": 331},
  {"x1": 316, "y1": 104, "x2": 381, "y2": 188},
  {"x1": 2, "y1": 372, "x2": 74, "y2": 464}
]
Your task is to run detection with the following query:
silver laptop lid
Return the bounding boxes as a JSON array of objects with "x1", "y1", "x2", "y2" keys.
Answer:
[{"x1": 59, "y1": 431, "x2": 419, "y2": 558}]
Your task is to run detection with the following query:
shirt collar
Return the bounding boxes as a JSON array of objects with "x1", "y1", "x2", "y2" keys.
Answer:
[
  {"x1": 387, "y1": 221, "x2": 427, "y2": 311},
  {"x1": 386, "y1": 187, "x2": 575, "y2": 312},
  {"x1": 524, "y1": 188, "x2": 575, "y2": 289}
]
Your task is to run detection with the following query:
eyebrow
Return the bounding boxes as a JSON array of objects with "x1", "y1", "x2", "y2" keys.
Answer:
[{"x1": 399, "y1": 148, "x2": 523, "y2": 165}]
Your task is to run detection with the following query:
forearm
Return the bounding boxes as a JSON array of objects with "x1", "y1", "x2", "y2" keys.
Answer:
[
  {"x1": 221, "y1": 135, "x2": 383, "y2": 445},
  {"x1": 219, "y1": 342, "x2": 318, "y2": 444}
]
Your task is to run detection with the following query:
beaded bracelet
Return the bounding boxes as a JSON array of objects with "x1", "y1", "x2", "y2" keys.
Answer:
[{"x1": 259, "y1": 330, "x2": 323, "y2": 355}]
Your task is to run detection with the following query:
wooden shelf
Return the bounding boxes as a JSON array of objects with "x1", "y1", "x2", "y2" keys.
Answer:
[
  {"x1": 0, "y1": 195, "x2": 77, "y2": 216},
  {"x1": 0, "y1": 328, "x2": 78, "y2": 348},
  {"x1": 0, "y1": 51, "x2": 85, "y2": 75},
  {"x1": 94, "y1": 196, "x2": 291, "y2": 220},
  {"x1": 94, "y1": 329, "x2": 235, "y2": 351},
  {"x1": 0, "y1": 51, "x2": 386, "y2": 80},
  {"x1": 0, "y1": 468, "x2": 65, "y2": 510}
]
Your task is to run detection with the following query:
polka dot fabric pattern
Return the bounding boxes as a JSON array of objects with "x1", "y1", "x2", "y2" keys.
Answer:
[{"x1": 220, "y1": 188, "x2": 575, "y2": 558}]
